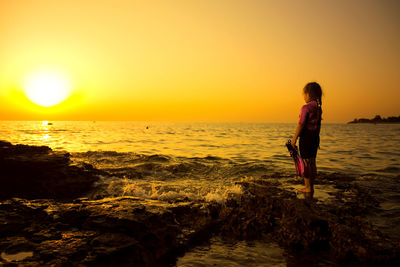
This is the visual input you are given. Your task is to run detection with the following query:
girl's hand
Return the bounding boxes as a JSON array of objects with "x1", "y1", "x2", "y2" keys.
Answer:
[
  {"x1": 292, "y1": 123, "x2": 304, "y2": 149},
  {"x1": 291, "y1": 138, "x2": 297, "y2": 148}
]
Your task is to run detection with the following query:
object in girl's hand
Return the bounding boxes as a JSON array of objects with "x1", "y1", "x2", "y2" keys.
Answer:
[{"x1": 286, "y1": 139, "x2": 305, "y2": 177}]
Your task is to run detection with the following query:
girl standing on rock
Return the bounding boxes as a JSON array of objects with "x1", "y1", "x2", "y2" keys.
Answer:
[{"x1": 291, "y1": 82, "x2": 323, "y2": 193}]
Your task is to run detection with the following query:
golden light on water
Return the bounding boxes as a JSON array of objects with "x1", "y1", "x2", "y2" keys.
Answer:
[
  {"x1": 24, "y1": 70, "x2": 72, "y2": 107},
  {"x1": 38, "y1": 121, "x2": 52, "y2": 144}
]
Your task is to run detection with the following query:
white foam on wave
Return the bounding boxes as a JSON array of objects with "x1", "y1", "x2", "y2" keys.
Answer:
[
  {"x1": 89, "y1": 175, "x2": 243, "y2": 203},
  {"x1": 204, "y1": 184, "x2": 242, "y2": 203}
]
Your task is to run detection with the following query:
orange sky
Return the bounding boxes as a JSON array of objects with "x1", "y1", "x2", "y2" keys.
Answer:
[{"x1": 1, "y1": 0, "x2": 399, "y2": 122}]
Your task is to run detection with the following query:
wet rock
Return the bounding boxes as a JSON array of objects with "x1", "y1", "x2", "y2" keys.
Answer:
[
  {"x1": 0, "y1": 141, "x2": 100, "y2": 200},
  {"x1": 1, "y1": 181, "x2": 399, "y2": 266},
  {"x1": 0, "y1": 197, "x2": 216, "y2": 266},
  {"x1": 217, "y1": 179, "x2": 400, "y2": 265},
  {"x1": 0, "y1": 142, "x2": 399, "y2": 266}
]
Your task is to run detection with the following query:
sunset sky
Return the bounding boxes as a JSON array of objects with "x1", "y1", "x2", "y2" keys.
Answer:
[{"x1": 1, "y1": 0, "x2": 399, "y2": 123}]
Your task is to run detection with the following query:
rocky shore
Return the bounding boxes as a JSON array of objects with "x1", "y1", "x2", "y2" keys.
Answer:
[
  {"x1": 0, "y1": 141, "x2": 399, "y2": 266},
  {"x1": 348, "y1": 115, "x2": 400, "y2": 124},
  {"x1": 0, "y1": 140, "x2": 101, "y2": 200}
]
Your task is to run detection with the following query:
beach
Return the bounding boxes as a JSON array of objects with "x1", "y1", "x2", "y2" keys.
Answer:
[{"x1": 1, "y1": 122, "x2": 400, "y2": 266}]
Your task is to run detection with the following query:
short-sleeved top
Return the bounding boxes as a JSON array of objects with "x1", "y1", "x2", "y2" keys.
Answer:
[{"x1": 298, "y1": 100, "x2": 321, "y2": 132}]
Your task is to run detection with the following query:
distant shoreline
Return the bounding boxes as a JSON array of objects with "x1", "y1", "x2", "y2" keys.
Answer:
[{"x1": 348, "y1": 115, "x2": 400, "y2": 124}]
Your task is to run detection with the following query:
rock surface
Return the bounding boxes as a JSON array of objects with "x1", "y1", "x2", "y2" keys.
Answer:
[
  {"x1": 219, "y1": 179, "x2": 400, "y2": 265},
  {"x1": 0, "y1": 141, "x2": 399, "y2": 266},
  {"x1": 0, "y1": 140, "x2": 101, "y2": 200},
  {"x1": 0, "y1": 197, "x2": 215, "y2": 266}
]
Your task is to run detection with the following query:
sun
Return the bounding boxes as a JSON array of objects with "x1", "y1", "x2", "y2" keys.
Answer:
[{"x1": 24, "y1": 70, "x2": 72, "y2": 107}]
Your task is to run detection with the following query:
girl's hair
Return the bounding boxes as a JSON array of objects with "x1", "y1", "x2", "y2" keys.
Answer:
[
  {"x1": 304, "y1": 82, "x2": 323, "y2": 124},
  {"x1": 303, "y1": 82, "x2": 322, "y2": 106}
]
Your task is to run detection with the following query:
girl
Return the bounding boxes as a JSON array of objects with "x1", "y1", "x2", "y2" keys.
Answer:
[{"x1": 291, "y1": 82, "x2": 322, "y2": 193}]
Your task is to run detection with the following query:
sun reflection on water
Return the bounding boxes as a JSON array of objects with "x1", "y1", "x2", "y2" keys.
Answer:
[
  {"x1": 38, "y1": 121, "x2": 53, "y2": 145},
  {"x1": 40, "y1": 133, "x2": 51, "y2": 142}
]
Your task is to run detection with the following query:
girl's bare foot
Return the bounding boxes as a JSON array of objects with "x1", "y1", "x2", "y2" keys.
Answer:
[{"x1": 296, "y1": 187, "x2": 313, "y2": 193}]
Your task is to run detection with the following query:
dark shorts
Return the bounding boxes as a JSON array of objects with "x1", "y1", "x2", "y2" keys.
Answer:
[{"x1": 299, "y1": 129, "x2": 320, "y2": 159}]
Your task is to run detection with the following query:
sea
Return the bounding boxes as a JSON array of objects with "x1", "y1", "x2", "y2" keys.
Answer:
[{"x1": 1, "y1": 121, "x2": 400, "y2": 266}]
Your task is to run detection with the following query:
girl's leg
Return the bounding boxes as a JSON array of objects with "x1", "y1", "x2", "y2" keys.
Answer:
[
  {"x1": 300, "y1": 158, "x2": 314, "y2": 192},
  {"x1": 310, "y1": 157, "x2": 317, "y2": 190}
]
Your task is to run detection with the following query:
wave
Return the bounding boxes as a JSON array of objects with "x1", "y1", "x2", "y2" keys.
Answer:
[
  {"x1": 72, "y1": 149, "x2": 400, "y2": 239},
  {"x1": 87, "y1": 175, "x2": 244, "y2": 203},
  {"x1": 72, "y1": 151, "x2": 279, "y2": 203},
  {"x1": 375, "y1": 166, "x2": 400, "y2": 174},
  {"x1": 71, "y1": 151, "x2": 277, "y2": 181},
  {"x1": 17, "y1": 129, "x2": 69, "y2": 134}
]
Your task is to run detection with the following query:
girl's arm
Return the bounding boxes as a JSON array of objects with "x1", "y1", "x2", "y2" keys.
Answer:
[{"x1": 291, "y1": 123, "x2": 304, "y2": 147}]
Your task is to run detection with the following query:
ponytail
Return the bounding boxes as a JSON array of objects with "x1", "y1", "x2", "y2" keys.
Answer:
[
  {"x1": 316, "y1": 98, "x2": 322, "y2": 108},
  {"x1": 304, "y1": 82, "x2": 323, "y2": 124}
]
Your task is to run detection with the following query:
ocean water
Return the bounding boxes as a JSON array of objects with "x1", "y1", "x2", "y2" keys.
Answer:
[
  {"x1": 1, "y1": 121, "x2": 399, "y2": 177},
  {"x1": 1, "y1": 121, "x2": 400, "y2": 265}
]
